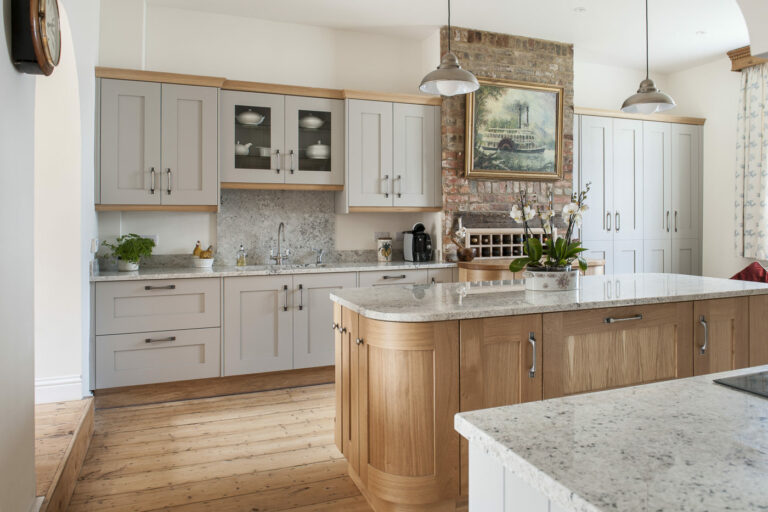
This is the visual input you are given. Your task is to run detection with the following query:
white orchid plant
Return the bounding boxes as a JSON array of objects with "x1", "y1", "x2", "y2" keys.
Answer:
[{"x1": 509, "y1": 183, "x2": 591, "y2": 273}]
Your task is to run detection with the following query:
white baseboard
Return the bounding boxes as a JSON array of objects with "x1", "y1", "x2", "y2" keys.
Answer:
[{"x1": 35, "y1": 375, "x2": 83, "y2": 403}]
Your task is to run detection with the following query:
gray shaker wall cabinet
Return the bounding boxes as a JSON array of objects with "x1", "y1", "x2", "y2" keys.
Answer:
[{"x1": 98, "y1": 79, "x2": 219, "y2": 206}]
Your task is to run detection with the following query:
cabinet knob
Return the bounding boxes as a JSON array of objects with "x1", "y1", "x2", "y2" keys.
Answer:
[
  {"x1": 332, "y1": 322, "x2": 339, "y2": 331},
  {"x1": 355, "y1": 337, "x2": 364, "y2": 345}
]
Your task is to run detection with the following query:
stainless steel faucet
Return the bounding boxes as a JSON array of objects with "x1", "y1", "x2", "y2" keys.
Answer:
[
  {"x1": 316, "y1": 248, "x2": 325, "y2": 265},
  {"x1": 270, "y1": 222, "x2": 290, "y2": 265}
]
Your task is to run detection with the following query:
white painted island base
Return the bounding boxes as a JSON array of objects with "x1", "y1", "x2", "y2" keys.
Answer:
[{"x1": 469, "y1": 445, "x2": 567, "y2": 512}]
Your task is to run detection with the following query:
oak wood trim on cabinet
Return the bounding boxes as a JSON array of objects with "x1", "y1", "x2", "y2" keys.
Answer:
[
  {"x1": 95, "y1": 67, "x2": 226, "y2": 87},
  {"x1": 40, "y1": 399, "x2": 94, "y2": 512},
  {"x1": 95, "y1": 204, "x2": 218, "y2": 212},
  {"x1": 542, "y1": 302, "x2": 694, "y2": 399},
  {"x1": 220, "y1": 182, "x2": 344, "y2": 191},
  {"x1": 92, "y1": 366, "x2": 334, "y2": 409},
  {"x1": 749, "y1": 295, "x2": 768, "y2": 366},
  {"x1": 222, "y1": 79, "x2": 345, "y2": 99},
  {"x1": 693, "y1": 297, "x2": 749, "y2": 376},
  {"x1": 348, "y1": 206, "x2": 443, "y2": 213},
  {"x1": 333, "y1": 303, "x2": 343, "y2": 454},
  {"x1": 343, "y1": 89, "x2": 442, "y2": 106},
  {"x1": 574, "y1": 107, "x2": 706, "y2": 125}
]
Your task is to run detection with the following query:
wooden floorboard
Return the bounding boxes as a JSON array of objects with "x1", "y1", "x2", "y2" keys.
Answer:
[
  {"x1": 69, "y1": 383, "x2": 373, "y2": 512},
  {"x1": 35, "y1": 399, "x2": 90, "y2": 497}
]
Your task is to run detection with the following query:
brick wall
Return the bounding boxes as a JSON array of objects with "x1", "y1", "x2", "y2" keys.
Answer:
[{"x1": 440, "y1": 26, "x2": 574, "y2": 259}]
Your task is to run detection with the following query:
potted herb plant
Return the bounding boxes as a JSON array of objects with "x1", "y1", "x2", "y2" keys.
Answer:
[
  {"x1": 508, "y1": 184, "x2": 590, "y2": 291},
  {"x1": 102, "y1": 234, "x2": 156, "y2": 271}
]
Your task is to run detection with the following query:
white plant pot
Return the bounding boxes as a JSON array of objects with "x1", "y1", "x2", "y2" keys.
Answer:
[
  {"x1": 117, "y1": 260, "x2": 139, "y2": 272},
  {"x1": 193, "y1": 258, "x2": 214, "y2": 268},
  {"x1": 523, "y1": 269, "x2": 580, "y2": 291}
]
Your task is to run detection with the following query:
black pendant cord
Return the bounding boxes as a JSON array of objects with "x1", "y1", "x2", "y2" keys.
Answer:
[
  {"x1": 645, "y1": 0, "x2": 649, "y2": 79},
  {"x1": 447, "y1": 0, "x2": 452, "y2": 54}
]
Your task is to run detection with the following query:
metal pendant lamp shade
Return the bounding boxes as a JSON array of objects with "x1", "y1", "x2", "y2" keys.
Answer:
[
  {"x1": 621, "y1": 0, "x2": 675, "y2": 114},
  {"x1": 419, "y1": 0, "x2": 479, "y2": 96}
]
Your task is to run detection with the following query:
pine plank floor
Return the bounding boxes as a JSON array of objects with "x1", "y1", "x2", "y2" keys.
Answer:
[{"x1": 68, "y1": 384, "x2": 373, "y2": 512}]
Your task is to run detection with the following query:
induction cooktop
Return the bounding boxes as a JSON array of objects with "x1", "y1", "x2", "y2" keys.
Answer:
[{"x1": 714, "y1": 370, "x2": 768, "y2": 399}]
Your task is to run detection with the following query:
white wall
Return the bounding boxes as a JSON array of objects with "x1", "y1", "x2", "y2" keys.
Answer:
[
  {"x1": 34, "y1": 6, "x2": 84, "y2": 403},
  {"x1": 665, "y1": 57, "x2": 749, "y2": 278},
  {"x1": 573, "y1": 57, "x2": 671, "y2": 110},
  {"x1": 0, "y1": 2, "x2": 38, "y2": 511},
  {"x1": 98, "y1": 1, "x2": 437, "y2": 256}
]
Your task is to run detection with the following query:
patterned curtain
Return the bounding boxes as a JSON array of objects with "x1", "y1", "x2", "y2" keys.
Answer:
[{"x1": 736, "y1": 63, "x2": 768, "y2": 259}]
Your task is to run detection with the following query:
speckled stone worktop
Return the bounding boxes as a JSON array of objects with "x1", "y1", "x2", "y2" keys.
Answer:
[
  {"x1": 90, "y1": 261, "x2": 455, "y2": 282},
  {"x1": 329, "y1": 273, "x2": 768, "y2": 322},
  {"x1": 455, "y1": 366, "x2": 768, "y2": 512}
]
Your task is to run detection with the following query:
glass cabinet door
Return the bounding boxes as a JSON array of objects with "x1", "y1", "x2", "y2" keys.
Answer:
[
  {"x1": 221, "y1": 90, "x2": 285, "y2": 184},
  {"x1": 284, "y1": 96, "x2": 344, "y2": 185}
]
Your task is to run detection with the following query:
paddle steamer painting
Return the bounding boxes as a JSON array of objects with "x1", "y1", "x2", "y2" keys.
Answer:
[{"x1": 466, "y1": 78, "x2": 564, "y2": 180}]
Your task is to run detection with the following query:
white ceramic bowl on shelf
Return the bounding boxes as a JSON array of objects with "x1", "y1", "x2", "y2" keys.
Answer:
[
  {"x1": 306, "y1": 140, "x2": 330, "y2": 159},
  {"x1": 193, "y1": 258, "x2": 214, "y2": 268},
  {"x1": 299, "y1": 115, "x2": 324, "y2": 129},
  {"x1": 236, "y1": 109, "x2": 265, "y2": 125}
]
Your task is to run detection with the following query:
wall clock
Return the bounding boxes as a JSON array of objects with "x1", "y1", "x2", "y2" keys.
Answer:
[{"x1": 12, "y1": 0, "x2": 61, "y2": 75}]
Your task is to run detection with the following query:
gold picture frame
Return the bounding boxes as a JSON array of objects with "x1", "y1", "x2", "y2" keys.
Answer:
[{"x1": 465, "y1": 77, "x2": 564, "y2": 180}]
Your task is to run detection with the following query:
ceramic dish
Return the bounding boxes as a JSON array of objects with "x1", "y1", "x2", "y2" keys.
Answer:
[
  {"x1": 306, "y1": 140, "x2": 330, "y2": 159},
  {"x1": 299, "y1": 114, "x2": 324, "y2": 130},
  {"x1": 193, "y1": 257, "x2": 214, "y2": 268},
  {"x1": 236, "y1": 109, "x2": 265, "y2": 126}
]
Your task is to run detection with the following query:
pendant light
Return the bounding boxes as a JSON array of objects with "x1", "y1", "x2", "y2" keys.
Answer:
[
  {"x1": 621, "y1": 0, "x2": 675, "y2": 114},
  {"x1": 419, "y1": 0, "x2": 479, "y2": 96}
]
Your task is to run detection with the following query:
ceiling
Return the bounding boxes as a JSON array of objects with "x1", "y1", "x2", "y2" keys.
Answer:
[{"x1": 147, "y1": 0, "x2": 749, "y2": 73}]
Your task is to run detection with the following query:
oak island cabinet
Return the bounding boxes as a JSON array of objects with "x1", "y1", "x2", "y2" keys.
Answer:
[
  {"x1": 98, "y1": 79, "x2": 219, "y2": 206},
  {"x1": 330, "y1": 274, "x2": 768, "y2": 511}
]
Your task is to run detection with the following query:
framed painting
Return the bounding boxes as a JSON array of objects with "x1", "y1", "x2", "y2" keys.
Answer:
[{"x1": 465, "y1": 78, "x2": 564, "y2": 180}]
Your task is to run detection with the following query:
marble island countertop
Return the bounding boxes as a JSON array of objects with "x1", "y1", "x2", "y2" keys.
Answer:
[
  {"x1": 454, "y1": 366, "x2": 768, "y2": 512},
  {"x1": 90, "y1": 260, "x2": 456, "y2": 282},
  {"x1": 329, "y1": 273, "x2": 768, "y2": 322}
]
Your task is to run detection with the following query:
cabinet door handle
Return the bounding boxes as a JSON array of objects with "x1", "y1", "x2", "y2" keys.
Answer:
[
  {"x1": 606, "y1": 211, "x2": 611, "y2": 231},
  {"x1": 382, "y1": 274, "x2": 406, "y2": 280},
  {"x1": 355, "y1": 337, "x2": 364, "y2": 345},
  {"x1": 604, "y1": 314, "x2": 643, "y2": 324},
  {"x1": 699, "y1": 315, "x2": 708, "y2": 355},
  {"x1": 166, "y1": 168, "x2": 172, "y2": 195},
  {"x1": 615, "y1": 211, "x2": 620, "y2": 232},
  {"x1": 528, "y1": 331, "x2": 536, "y2": 378},
  {"x1": 297, "y1": 283, "x2": 303, "y2": 310},
  {"x1": 396, "y1": 174, "x2": 402, "y2": 198},
  {"x1": 145, "y1": 336, "x2": 176, "y2": 344},
  {"x1": 275, "y1": 149, "x2": 281, "y2": 174},
  {"x1": 150, "y1": 167, "x2": 156, "y2": 194},
  {"x1": 282, "y1": 284, "x2": 288, "y2": 311},
  {"x1": 144, "y1": 284, "x2": 176, "y2": 290},
  {"x1": 383, "y1": 174, "x2": 390, "y2": 198},
  {"x1": 666, "y1": 211, "x2": 670, "y2": 232},
  {"x1": 674, "y1": 211, "x2": 678, "y2": 232},
  {"x1": 289, "y1": 149, "x2": 295, "y2": 174},
  {"x1": 332, "y1": 322, "x2": 339, "y2": 331},
  {"x1": 340, "y1": 326, "x2": 347, "y2": 334}
]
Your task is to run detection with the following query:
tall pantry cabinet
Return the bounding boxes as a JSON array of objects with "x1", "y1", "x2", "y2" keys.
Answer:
[{"x1": 575, "y1": 114, "x2": 702, "y2": 275}]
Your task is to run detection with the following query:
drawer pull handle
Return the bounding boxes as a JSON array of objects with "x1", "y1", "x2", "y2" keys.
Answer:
[
  {"x1": 528, "y1": 331, "x2": 536, "y2": 378},
  {"x1": 606, "y1": 211, "x2": 611, "y2": 231},
  {"x1": 145, "y1": 336, "x2": 176, "y2": 343},
  {"x1": 604, "y1": 314, "x2": 643, "y2": 324},
  {"x1": 283, "y1": 284, "x2": 288, "y2": 312},
  {"x1": 298, "y1": 284, "x2": 304, "y2": 310},
  {"x1": 699, "y1": 315, "x2": 708, "y2": 355},
  {"x1": 144, "y1": 285, "x2": 176, "y2": 290},
  {"x1": 382, "y1": 274, "x2": 406, "y2": 280}
]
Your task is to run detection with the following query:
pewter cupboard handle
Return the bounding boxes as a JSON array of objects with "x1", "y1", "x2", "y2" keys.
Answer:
[
  {"x1": 615, "y1": 211, "x2": 620, "y2": 232},
  {"x1": 382, "y1": 274, "x2": 406, "y2": 280},
  {"x1": 604, "y1": 314, "x2": 643, "y2": 324},
  {"x1": 332, "y1": 322, "x2": 339, "y2": 331},
  {"x1": 283, "y1": 284, "x2": 288, "y2": 311},
  {"x1": 144, "y1": 285, "x2": 176, "y2": 290},
  {"x1": 606, "y1": 212, "x2": 611, "y2": 231},
  {"x1": 396, "y1": 174, "x2": 402, "y2": 198},
  {"x1": 528, "y1": 331, "x2": 536, "y2": 378},
  {"x1": 341, "y1": 326, "x2": 347, "y2": 334},
  {"x1": 355, "y1": 337, "x2": 364, "y2": 345},
  {"x1": 166, "y1": 168, "x2": 172, "y2": 195},
  {"x1": 145, "y1": 336, "x2": 176, "y2": 343},
  {"x1": 383, "y1": 174, "x2": 390, "y2": 198},
  {"x1": 289, "y1": 149, "x2": 295, "y2": 174},
  {"x1": 275, "y1": 149, "x2": 281, "y2": 173},
  {"x1": 298, "y1": 284, "x2": 303, "y2": 310},
  {"x1": 699, "y1": 315, "x2": 708, "y2": 355},
  {"x1": 150, "y1": 167, "x2": 156, "y2": 194},
  {"x1": 675, "y1": 211, "x2": 678, "y2": 232},
  {"x1": 666, "y1": 211, "x2": 670, "y2": 232}
]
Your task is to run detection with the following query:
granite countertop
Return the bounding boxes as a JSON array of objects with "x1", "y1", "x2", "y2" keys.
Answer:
[
  {"x1": 90, "y1": 260, "x2": 456, "y2": 282},
  {"x1": 329, "y1": 273, "x2": 768, "y2": 322},
  {"x1": 454, "y1": 366, "x2": 768, "y2": 512}
]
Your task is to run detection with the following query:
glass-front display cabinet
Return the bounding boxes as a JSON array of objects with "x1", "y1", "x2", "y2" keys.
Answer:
[{"x1": 221, "y1": 90, "x2": 343, "y2": 186}]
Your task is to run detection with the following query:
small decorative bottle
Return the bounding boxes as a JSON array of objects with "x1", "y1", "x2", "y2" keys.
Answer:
[{"x1": 236, "y1": 244, "x2": 247, "y2": 267}]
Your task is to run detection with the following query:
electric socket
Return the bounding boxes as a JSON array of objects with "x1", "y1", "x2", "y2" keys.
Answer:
[
  {"x1": 374, "y1": 231, "x2": 391, "y2": 241},
  {"x1": 141, "y1": 234, "x2": 159, "y2": 246}
]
